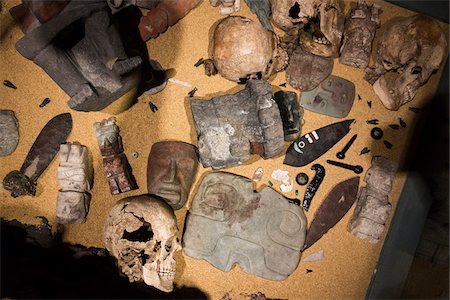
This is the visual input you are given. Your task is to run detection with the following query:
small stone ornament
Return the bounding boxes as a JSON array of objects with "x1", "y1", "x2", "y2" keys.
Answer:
[
  {"x1": 104, "y1": 195, "x2": 182, "y2": 293},
  {"x1": 183, "y1": 172, "x2": 307, "y2": 280},
  {"x1": 286, "y1": 46, "x2": 333, "y2": 92},
  {"x1": 93, "y1": 117, "x2": 135, "y2": 195},
  {"x1": 273, "y1": 91, "x2": 304, "y2": 141},
  {"x1": 300, "y1": 75, "x2": 356, "y2": 118},
  {"x1": 365, "y1": 15, "x2": 447, "y2": 110},
  {"x1": 147, "y1": 141, "x2": 199, "y2": 210},
  {"x1": 204, "y1": 16, "x2": 287, "y2": 82},
  {"x1": 191, "y1": 80, "x2": 284, "y2": 169},
  {"x1": 56, "y1": 143, "x2": 92, "y2": 224},
  {"x1": 339, "y1": 0, "x2": 381, "y2": 68},
  {"x1": 348, "y1": 156, "x2": 398, "y2": 243},
  {"x1": 0, "y1": 110, "x2": 19, "y2": 156},
  {"x1": 3, "y1": 113, "x2": 72, "y2": 197}
]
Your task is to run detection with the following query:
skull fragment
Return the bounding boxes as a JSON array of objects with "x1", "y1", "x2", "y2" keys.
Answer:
[
  {"x1": 364, "y1": 15, "x2": 447, "y2": 110},
  {"x1": 272, "y1": 0, "x2": 345, "y2": 57},
  {"x1": 206, "y1": 16, "x2": 287, "y2": 82},
  {"x1": 104, "y1": 195, "x2": 181, "y2": 292}
]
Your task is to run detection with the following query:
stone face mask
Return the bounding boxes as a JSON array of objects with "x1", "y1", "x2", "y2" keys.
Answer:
[
  {"x1": 183, "y1": 172, "x2": 307, "y2": 280},
  {"x1": 147, "y1": 141, "x2": 199, "y2": 210}
]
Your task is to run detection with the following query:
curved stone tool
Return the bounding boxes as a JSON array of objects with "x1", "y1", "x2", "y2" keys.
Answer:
[
  {"x1": 284, "y1": 119, "x2": 354, "y2": 167},
  {"x1": 303, "y1": 177, "x2": 360, "y2": 251},
  {"x1": 302, "y1": 164, "x2": 325, "y2": 212},
  {"x1": 3, "y1": 113, "x2": 72, "y2": 197}
]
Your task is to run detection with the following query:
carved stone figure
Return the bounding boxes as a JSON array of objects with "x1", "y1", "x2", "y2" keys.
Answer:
[
  {"x1": 285, "y1": 46, "x2": 333, "y2": 91},
  {"x1": 183, "y1": 172, "x2": 307, "y2": 280},
  {"x1": 339, "y1": 0, "x2": 380, "y2": 68},
  {"x1": 0, "y1": 110, "x2": 19, "y2": 157},
  {"x1": 273, "y1": 91, "x2": 304, "y2": 141},
  {"x1": 364, "y1": 15, "x2": 447, "y2": 110},
  {"x1": 147, "y1": 141, "x2": 199, "y2": 210},
  {"x1": 10, "y1": 0, "x2": 142, "y2": 112},
  {"x1": 190, "y1": 80, "x2": 284, "y2": 169},
  {"x1": 300, "y1": 75, "x2": 356, "y2": 118},
  {"x1": 271, "y1": 0, "x2": 345, "y2": 57},
  {"x1": 93, "y1": 118, "x2": 135, "y2": 194},
  {"x1": 104, "y1": 194, "x2": 182, "y2": 292},
  {"x1": 204, "y1": 16, "x2": 287, "y2": 82},
  {"x1": 348, "y1": 156, "x2": 398, "y2": 243},
  {"x1": 56, "y1": 143, "x2": 92, "y2": 224}
]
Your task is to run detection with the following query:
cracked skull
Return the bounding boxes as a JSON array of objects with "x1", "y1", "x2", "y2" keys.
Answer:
[
  {"x1": 104, "y1": 195, "x2": 181, "y2": 292},
  {"x1": 364, "y1": 15, "x2": 447, "y2": 110},
  {"x1": 272, "y1": 0, "x2": 344, "y2": 57},
  {"x1": 207, "y1": 16, "x2": 287, "y2": 82}
]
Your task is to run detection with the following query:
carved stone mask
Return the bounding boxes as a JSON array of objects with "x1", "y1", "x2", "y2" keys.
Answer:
[
  {"x1": 300, "y1": 75, "x2": 355, "y2": 118},
  {"x1": 183, "y1": 172, "x2": 307, "y2": 280},
  {"x1": 210, "y1": 16, "x2": 287, "y2": 82},
  {"x1": 104, "y1": 195, "x2": 181, "y2": 293},
  {"x1": 271, "y1": 0, "x2": 344, "y2": 57},
  {"x1": 147, "y1": 141, "x2": 199, "y2": 210},
  {"x1": 365, "y1": 15, "x2": 447, "y2": 110}
]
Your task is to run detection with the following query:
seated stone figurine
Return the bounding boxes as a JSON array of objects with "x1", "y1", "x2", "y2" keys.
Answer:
[
  {"x1": 147, "y1": 141, "x2": 199, "y2": 210},
  {"x1": 94, "y1": 117, "x2": 135, "y2": 194},
  {"x1": 56, "y1": 143, "x2": 92, "y2": 224},
  {"x1": 190, "y1": 80, "x2": 284, "y2": 169},
  {"x1": 183, "y1": 172, "x2": 307, "y2": 280},
  {"x1": 10, "y1": 0, "x2": 142, "y2": 112}
]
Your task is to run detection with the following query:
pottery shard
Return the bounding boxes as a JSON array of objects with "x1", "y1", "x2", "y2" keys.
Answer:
[
  {"x1": 190, "y1": 80, "x2": 284, "y2": 169},
  {"x1": 0, "y1": 110, "x2": 19, "y2": 156},
  {"x1": 286, "y1": 47, "x2": 333, "y2": 92}
]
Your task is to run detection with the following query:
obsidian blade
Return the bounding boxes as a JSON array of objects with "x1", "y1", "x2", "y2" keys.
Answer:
[
  {"x1": 3, "y1": 113, "x2": 72, "y2": 197},
  {"x1": 302, "y1": 176, "x2": 360, "y2": 251},
  {"x1": 284, "y1": 119, "x2": 354, "y2": 167}
]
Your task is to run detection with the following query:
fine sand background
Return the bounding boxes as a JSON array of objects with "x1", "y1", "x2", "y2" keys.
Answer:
[{"x1": 0, "y1": 1, "x2": 447, "y2": 299}]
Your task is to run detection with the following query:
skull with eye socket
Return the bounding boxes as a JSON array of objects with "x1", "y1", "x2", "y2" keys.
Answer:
[
  {"x1": 104, "y1": 195, "x2": 181, "y2": 292},
  {"x1": 364, "y1": 15, "x2": 447, "y2": 110},
  {"x1": 272, "y1": 0, "x2": 345, "y2": 57}
]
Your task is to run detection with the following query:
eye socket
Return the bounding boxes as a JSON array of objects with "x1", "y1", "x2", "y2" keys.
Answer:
[
  {"x1": 289, "y1": 2, "x2": 301, "y2": 19},
  {"x1": 411, "y1": 66, "x2": 422, "y2": 74}
]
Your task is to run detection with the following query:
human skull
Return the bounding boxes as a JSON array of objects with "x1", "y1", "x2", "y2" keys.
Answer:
[
  {"x1": 104, "y1": 195, "x2": 181, "y2": 292},
  {"x1": 271, "y1": 0, "x2": 344, "y2": 57},
  {"x1": 365, "y1": 15, "x2": 447, "y2": 110},
  {"x1": 209, "y1": 16, "x2": 287, "y2": 82}
]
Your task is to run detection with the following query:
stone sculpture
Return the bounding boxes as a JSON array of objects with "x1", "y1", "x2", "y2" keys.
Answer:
[
  {"x1": 364, "y1": 15, "x2": 447, "y2": 110},
  {"x1": 190, "y1": 80, "x2": 284, "y2": 169},
  {"x1": 93, "y1": 117, "x2": 135, "y2": 194},
  {"x1": 271, "y1": 0, "x2": 345, "y2": 57},
  {"x1": 339, "y1": 0, "x2": 380, "y2": 68},
  {"x1": 183, "y1": 172, "x2": 307, "y2": 280},
  {"x1": 0, "y1": 110, "x2": 19, "y2": 157},
  {"x1": 10, "y1": 0, "x2": 142, "y2": 112},
  {"x1": 203, "y1": 16, "x2": 287, "y2": 82},
  {"x1": 273, "y1": 91, "x2": 304, "y2": 141},
  {"x1": 147, "y1": 141, "x2": 199, "y2": 210},
  {"x1": 104, "y1": 194, "x2": 182, "y2": 292},
  {"x1": 285, "y1": 46, "x2": 333, "y2": 92},
  {"x1": 348, "y1": 156, "x2": 398, "y2": 243},
  {"x1": 56, "y1": 143, "x2": 92, "y2": 224},
  {"x1": 300, "y1": 75, "x2": 356, "y2": 118},
  {"x1": 3, "y1": 113, "x2": 72, "y2": 197}
]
